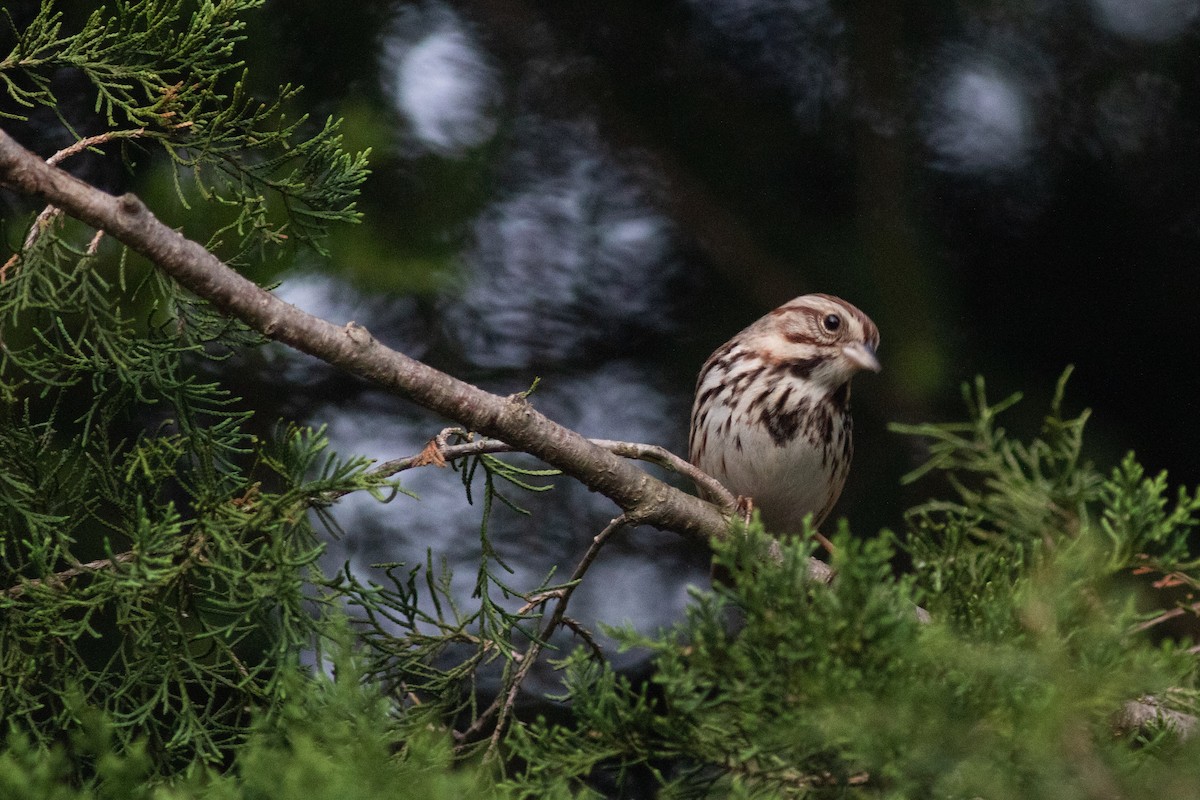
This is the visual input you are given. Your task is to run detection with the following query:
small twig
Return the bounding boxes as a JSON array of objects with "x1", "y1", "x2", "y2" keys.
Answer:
[
  {"x1": 1, "y1": 129, "x2": 144, "y2": 282},
  {"x1": 370, "y1": 431, "x2": 499, "y2": 480},
  {"x1": 451, "y1": 587, "x2": 567, "y2": 748},
  {"x1": 513, "y1": 589, "x2": 566, "y2": 618},
  {"x1": 813, "y1": 530, "x2": 837, "y2": 556},
  {"x1": 588, "y1": 439, "x2": 737, "y2": 511},
  {"x1": 484, "y1": 513, "x2": 630, "y2": 759},
  {"x1": 559, "y1": 615, "x2": 605, "y2": 661},
  {"x1": 453, "y1": 692, "x2": 505, "y2": 746},
  {"x1": 362, "y1": 428, "x2": 838, "y2": 586},
  {"x1": 44, "y1": 130, "x2": 145, "y2": 168},
  {"x1": 1, "y1": 204, "x2": 60, "y2": 281},
  {"x1": 86, "y1": 228, "x2": 105, "y2": 256},
  {"x1": 1133, "y1": 606, "x2": 1188, "y2": 633},
  {"x1": 222, "y1": 642, "x2": 252, "y2": 680},
  {"x1": 367, "y1": 430, "x2": 735, "y2": 508},
  {"x1": 4, "y1": 552, "x2": 137, "y2": 598},
  {"x1": 1132, "y1": 601, "x2": 1200, "y2": 634}
]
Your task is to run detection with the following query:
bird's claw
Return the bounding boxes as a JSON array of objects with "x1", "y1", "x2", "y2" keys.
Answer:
[{"x1": 734, "y1": 495, "x2": 754, "y2": 525}]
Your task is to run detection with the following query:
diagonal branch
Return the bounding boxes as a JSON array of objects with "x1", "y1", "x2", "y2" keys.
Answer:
[
  {"x1": 0, "y1": 127, "x2": 837, "y2": 588},
  {"x1": 0, "y1": 126, "x2": 732, "y2": 545}
]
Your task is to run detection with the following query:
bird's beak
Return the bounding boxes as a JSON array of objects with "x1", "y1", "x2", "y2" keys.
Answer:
[{"x1": 843, "y1": 341, "x2": 881, "y2": 373}]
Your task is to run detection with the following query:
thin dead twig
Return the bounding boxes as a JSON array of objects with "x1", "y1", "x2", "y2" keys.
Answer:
[
  {"x1": 482, "y1": 513, "x2": 629, "y2": 759},
  {"x1": 365, "y1": 428, "x2": 737, "y2": 511},
  {"x1": 44, "y1": 130, "x2": 146, "y2": 168},
  {"x1": 2, "y1": 129, "x2": 145, "y2": 281},
  {"x1": 362, "y1": 428, "x2": 837, "y2": 588},
  {"x1": 559, "y1": 615, "x2": 605, "y2": 661},
  {"x1": 589, "y1": 438, "x2": 736, "y2": 510}
]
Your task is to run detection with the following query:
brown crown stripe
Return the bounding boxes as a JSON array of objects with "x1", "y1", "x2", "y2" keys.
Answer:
[{"x1": 773, "y1": 294, "x2": 880, "y2": 349}]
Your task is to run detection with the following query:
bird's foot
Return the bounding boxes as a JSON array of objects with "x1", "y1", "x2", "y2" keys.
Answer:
[{"x1": 734, "y1": 495, "x2": 754, "y2": 525}]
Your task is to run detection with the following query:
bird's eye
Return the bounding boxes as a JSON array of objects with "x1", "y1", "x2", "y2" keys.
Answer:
[{"x1": 822, "y1": 314, "x2": 842, "y2": 333}]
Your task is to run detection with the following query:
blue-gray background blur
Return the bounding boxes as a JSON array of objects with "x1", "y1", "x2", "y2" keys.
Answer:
[{"x1": 5, "y1": 0, "x2": 1200, "y2": 681}]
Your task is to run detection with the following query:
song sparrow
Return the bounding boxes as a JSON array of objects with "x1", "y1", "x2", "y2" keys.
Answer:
[{"x1": 689, "y1": 294, "x2": 880, "y2": 535}]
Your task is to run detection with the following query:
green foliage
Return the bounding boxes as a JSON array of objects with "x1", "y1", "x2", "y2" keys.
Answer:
[
  {"x1": 327, "y1": 434, "x2": 567, "y2": 726},
  {"x1": 5, "y1": 3, "x2": 1200, "y2": 799},
  {"x1": 0, "y1": 410, "x2": 389, "y2": 769},
  {"x1": 0, "y1": 647, "x2": 501, "y2": 800},
  {"x1": 1, "y1": 0, "x2": 368, "y2": 257},
  {"x1": 0, "y1": 0, "x2": 381, "y2": 778},
  {"x1": 501, "y1": 374, "x2": 1200, "y2": 799},
  {"x1": 894, "y1": 369, "x2": 1200, "y2": 636}
]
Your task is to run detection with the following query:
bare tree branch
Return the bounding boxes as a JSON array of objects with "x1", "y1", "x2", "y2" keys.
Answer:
[
  {"x1": 0, "y1": 126, "x2": 736, "y2": 545},
  {"x1": 589, "y1": 438, "x2": 737, "y2": 509}
]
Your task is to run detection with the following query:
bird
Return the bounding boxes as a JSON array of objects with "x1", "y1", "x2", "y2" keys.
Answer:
[{"x1": 688, "y1": 293, "x2": 880, "y2": 536}]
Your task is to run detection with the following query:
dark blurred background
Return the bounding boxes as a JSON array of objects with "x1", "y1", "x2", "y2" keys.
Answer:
[{"x1": 5, "y1": 0, "x2": 1200, "y2": 667}]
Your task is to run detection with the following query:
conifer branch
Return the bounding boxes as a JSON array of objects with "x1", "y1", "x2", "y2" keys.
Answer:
[{"x1": 0, "y1": 427, "x2": 735, "y2": 601}]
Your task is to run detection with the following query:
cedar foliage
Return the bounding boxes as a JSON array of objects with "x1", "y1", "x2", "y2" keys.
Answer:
[
  {"x1": 3, "y1": 3, "x2": 1200, "y2": 798},
  {"x1": 506, "y1": 375, "x2": 1200, "y2": 798}
]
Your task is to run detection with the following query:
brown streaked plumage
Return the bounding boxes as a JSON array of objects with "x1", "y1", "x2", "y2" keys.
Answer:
[{"x1": 688, "y1": 294, "x2": 880, "y2": 535}]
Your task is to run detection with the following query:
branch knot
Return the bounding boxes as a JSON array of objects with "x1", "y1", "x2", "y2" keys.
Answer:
[
  {"x1": 344, "y1": 321, "x2": 372, "y2": 345},
  {"x1": 118, "y1": 193, "x2": 145, "y2": 216}
]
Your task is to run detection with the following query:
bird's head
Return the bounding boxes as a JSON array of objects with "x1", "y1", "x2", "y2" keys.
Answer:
[{"x1": 750, "y1": 293, "x2": 881, "y2": 387}]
